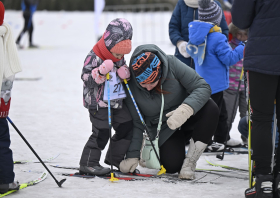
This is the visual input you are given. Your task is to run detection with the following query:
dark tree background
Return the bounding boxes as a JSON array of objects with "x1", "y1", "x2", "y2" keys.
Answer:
[{"x1": 1, "y1": 0, "x2": 176, "y2": 11}]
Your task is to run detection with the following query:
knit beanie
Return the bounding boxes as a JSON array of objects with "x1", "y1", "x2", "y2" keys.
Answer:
[
  {"x1": 198, "y1": 0, "x2": 222, "y2": 26},
  {"x1": 132, "y1": 52, "x2": 162, "y2": 84},
  {"x1": 110, "y1": 39, "x2": 131, "y2": 54},
  {"x1": 0, "y1": 1, "x2": 4, "y2": 26},
  {"x1": 104, "y1": 18, "x2": 133, "y2": 55}
]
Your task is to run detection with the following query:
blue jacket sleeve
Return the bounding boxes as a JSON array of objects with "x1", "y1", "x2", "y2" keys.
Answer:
[
  {"x1": 215, "y1": 36, "x2": 244, "y2": 67},
  {"x1": 169, "y1": 1, "x2": 183, "y2": 46},
  {"x1": 215, "y1": 0, "x2": 229, "y2": 39},
  {"x1": 232, "y1": 0, "x2": 256, "y2": 29}
]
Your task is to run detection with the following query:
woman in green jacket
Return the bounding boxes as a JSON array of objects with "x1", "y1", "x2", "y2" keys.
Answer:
[{"x1": 119, "y1": 44, "x2": 219, "y2": 179}]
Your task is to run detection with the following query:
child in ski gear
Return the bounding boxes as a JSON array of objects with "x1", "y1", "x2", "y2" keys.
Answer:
[
  {"x1": 119, "y1": 44, "x2": 219, "y2": 180},
  {"x1": 79, "y1": 18, "x2": 133, "y2": 176},
  {"x1": 223, "y1": 23, "x2": 248, "y2": 144},
  {"x1": 186, "y1": 0, "x2": 244, "y2": 152},
  {"x1": 232, "y1": 0, "x2": 280, "y2": 196},
  {"x1": 16, "y1": 0, "x2": 39, "y2": 48},
  {"x1": 169, "y1": 0, "x2": 229, "y2": 69},
  {"x1": 0, "y1": 1, "x2": 22, "y2": 194}
]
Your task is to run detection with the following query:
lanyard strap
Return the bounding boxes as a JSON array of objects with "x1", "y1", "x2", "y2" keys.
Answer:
[{"x1": 156, "y1": 86, "x2": 164, "y2": 138}]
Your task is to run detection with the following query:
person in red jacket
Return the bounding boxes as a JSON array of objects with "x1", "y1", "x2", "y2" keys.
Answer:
[{"x1": 0, "y1": 1, "x2": 22, "y2": 194}]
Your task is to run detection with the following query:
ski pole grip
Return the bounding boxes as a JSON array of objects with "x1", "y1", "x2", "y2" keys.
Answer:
[
  {"x1": 124, "y1": 79, "x2": 128, "y2": 84},
  {"x1": 106, "y1": 73, "x2": 110, "y2": 80}
]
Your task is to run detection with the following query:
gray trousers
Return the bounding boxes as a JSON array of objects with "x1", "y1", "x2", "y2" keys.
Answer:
[
  {"x1": 79, "y1": 104, "x2": 133, "y2": 168},
  {"x1": 223, "y1": 89, "x2": 247, "y2": 132}
]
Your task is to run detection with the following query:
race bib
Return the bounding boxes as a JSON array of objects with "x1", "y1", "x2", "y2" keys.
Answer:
[{"x1": 103, "y1": 68, "x2": 126, "y2": 101}]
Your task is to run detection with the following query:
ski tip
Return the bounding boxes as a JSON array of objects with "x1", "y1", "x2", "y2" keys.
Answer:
[
  {"x1": 40, "y1": 171, "x2": 48, "y2": 181},
  {"x1": 53, "y1": 154, "x2": 60, "y2": 158}
]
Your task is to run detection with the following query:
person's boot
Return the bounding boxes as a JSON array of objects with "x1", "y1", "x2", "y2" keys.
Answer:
[
  {"x1": 79, "y1": 165, "x2": 110, "y2": 176},
  {"x1": 274, "y1": 173, "x2": 280, "y2": 198},
  {"x1": 15, "y1": 40, "x2": 24, "y2": 49},
  {"x1": 204, "y1": 141, "x2": 225, "y2": 152},
  {"x1": 226, "y1": 138, "x2": 242, "y2": 147},
  {"x1": 0, "y1": 181, "x2": 20, "y2": 194},
  {"x1": 29, "y1": 44, "x2": 39, "y2": 48},
  {"x1": 245, "y1": 174, "x2": 273, "y2": 198},
  {"x1": 178, "y1": 138, "x2": 207, "y2": 180}
]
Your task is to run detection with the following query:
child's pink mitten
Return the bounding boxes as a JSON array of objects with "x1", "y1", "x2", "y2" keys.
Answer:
[
  {"x1": 117, "y1": 65, "x2": 130, "y2": 80},
  {"x1": 92, "y1": 68, "x2": 106, "y2": 84},
  {"x1": 99, "y1": 59, "x2": 114, "y2": 75}
]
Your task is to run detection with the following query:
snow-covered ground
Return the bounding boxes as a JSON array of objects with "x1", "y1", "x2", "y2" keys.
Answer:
[{"x1": 4, "y1": 11, "x2": 248, "y2": 198}]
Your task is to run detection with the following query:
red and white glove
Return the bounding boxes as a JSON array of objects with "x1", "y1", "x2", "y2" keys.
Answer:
[
  {"x1": 0, "y1": 98, "x2": 11, "y2": 118},
  {"x1": 117, "y1": 65, "x2": 130, "y2": 80}
]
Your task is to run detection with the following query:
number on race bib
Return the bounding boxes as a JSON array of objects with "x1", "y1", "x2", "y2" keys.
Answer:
[{"x1": 103, "y1": 68, "x2": 126, "y2": 101}]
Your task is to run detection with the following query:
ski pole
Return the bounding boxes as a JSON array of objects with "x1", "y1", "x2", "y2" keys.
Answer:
[
  {"x1": 106, "y1": 73, "x2": 118, "y2": 182},
  {"x1": 271, "y1": 101, "x2": 277, "y2": 173},
  {"x1": 123, "y1": 79, "x2": 166, "y2": 175},
  {"x1": 248, "y1": 97, "x2": 253, "y2": 187},
  {"x1": 246, "y1": 70, "x2": 253, "y2": 188},
  {"x1": 217, "y1": 68, "x2": 244, "y2": 160},
  {"x1": 6, "y1": 117, "x2": 66, "y2": 187}
]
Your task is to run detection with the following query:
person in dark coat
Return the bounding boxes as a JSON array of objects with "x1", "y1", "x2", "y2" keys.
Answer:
[
  {"x1": 169, "y1": 0, "x2": 229, "y2": 69},
  {"x1": 232, "y1": 0, "x2": 280, "y2": 197},
  {"x1": 16, "y1": 0, "x2": 39, "y2": 48},
  {"x1": 119, "y1": 44, "x2": 219, "y2": 180}
]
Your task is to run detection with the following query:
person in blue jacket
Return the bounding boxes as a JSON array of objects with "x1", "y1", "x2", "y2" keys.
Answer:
[
  {"x1": 169, "y1": 0, "x2": 234, "y2": 150},
  {"x1": 186, "y1": 0, "x2": 244, "y2": 152},
  {"x1": 232, "y1": 0, "x2": 280, "y2": 197},
  {"x1": 16, "y1": 0, "x2": 39, "y2": 48},
  {"x1": 169, "y1": 0, "x2": 229, "y2": 69}
]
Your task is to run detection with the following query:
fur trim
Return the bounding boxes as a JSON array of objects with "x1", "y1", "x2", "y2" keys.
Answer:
[
  {"x1": 184, "y1": 0, "x2": 199, "y2": 8},
  {"x1": 185, "y1": 0, "x2": 213, "y2": 8},
  {"x1": 228, "y1": 22, "x2": 248, "y2": 37}
]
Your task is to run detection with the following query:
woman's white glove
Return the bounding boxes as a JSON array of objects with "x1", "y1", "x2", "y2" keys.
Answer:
[
  {"x1": 166, "y1": 104, "x2": 194, "y2": 130},
  {"x1": 177, "y1": 41, "x2": 191, "y2": 58},
  {"x1": 119, "y1": 158, "x2": 139, "y2": 173}
]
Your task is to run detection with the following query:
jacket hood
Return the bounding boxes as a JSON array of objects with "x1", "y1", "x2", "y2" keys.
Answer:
[
  {"x1": 104, "y1": 18, "x2": 133, "y2": 52},
  {"x1": 188, "y1": 21, "x2": 214, "y2": 45},
  {"x1": 184, "y1": 0, "x2": 199, "y2": 8},
  {"x1": 129, "y1": 44, "x2": 169, "y2": 92}
]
